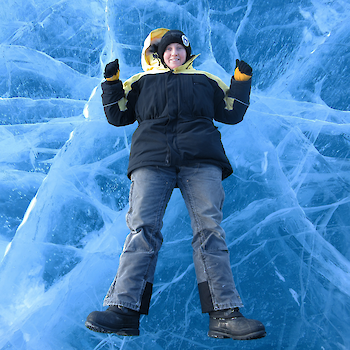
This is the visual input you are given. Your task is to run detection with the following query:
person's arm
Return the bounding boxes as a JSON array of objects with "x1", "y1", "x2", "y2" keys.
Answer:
[
  {"x1": 214, "y1": 60, "x2": 252, "y2": 125},
  {"x1": 101, "y1": 59, "x2": 137, "y2": 126}
]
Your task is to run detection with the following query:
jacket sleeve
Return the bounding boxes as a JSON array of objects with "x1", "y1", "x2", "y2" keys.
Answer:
[
  {"x1": 214, "y1": 77, "x2": 251, "y2": 125},
  {"x1": 101, "y1": 80, "x2": 137, "y2": 126}
]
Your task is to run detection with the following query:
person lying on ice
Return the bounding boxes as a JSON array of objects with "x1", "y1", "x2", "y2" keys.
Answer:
[{"x1": 85, "y1": 28, "x2": 266, "y2": 341}]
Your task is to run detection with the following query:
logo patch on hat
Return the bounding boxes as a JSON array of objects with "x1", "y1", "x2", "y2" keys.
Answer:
[{"x1": 181, "y1": 35, "x2": 190, "y2": 47}]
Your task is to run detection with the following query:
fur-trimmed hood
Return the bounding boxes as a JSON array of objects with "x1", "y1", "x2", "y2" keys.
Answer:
[{"x1": 141, "y1": 28, "x2": 197, "y2": 72}]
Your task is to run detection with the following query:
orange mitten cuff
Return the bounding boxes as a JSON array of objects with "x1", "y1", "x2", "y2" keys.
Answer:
[
  {"x1": 106, "y1": 71, "x2": 120, "y2": 82},
  {"x1": 234, "y1": 67, "x2": 251, "y2": 82}
]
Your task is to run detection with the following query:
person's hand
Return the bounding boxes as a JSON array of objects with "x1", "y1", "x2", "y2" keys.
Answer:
[
  {"x1": 104, "y1": 59, "x2": 120, "y2": 81},
  {"x1": 234, "y1": 59, "x2": 252, "y2": 81}
]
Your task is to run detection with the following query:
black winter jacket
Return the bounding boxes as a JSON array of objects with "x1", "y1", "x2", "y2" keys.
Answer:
[{"x1": 101, "y1": 57, "x2": 251, "y2": 179}]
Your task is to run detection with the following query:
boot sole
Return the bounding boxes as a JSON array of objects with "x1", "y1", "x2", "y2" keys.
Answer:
[
  {"x1": 85, "y1": 321, "x2": 139, "y2": 336},
  {"x1": 208, "y1": 329, "x2": 266, "y2": 340}
]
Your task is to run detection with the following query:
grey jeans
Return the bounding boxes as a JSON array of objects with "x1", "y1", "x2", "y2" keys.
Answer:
[{"x1": 103, "y1": 164, "x2": 243, "y2": 313}]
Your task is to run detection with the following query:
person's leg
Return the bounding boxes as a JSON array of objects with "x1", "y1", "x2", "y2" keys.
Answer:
[
  {"x1": 177, "y1": 164, "x2": 266, "y2": 340},
  {"x1": 177, "y1": 164, "x2": 242, "y2": 312},
  {"x1": 86, "y1": 166, "x2": 177, "y2": 334},
  {"x1": 103, "y1": 166, "x2": 177, "y2": 312}
]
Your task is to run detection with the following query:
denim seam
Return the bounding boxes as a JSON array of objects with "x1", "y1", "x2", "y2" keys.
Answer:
[
  {"x1": 125, "y1": 180, "x2": 134, "y2": 230},
  {"x1": 151, "y1": 178, "x2": 175, "y2": 242},
  {"x1": 180, "y1": 177, "x2": 218, "y2": 307},
  {"x1": 141, "y1": 176, "x2": 176, "y2": 300}
]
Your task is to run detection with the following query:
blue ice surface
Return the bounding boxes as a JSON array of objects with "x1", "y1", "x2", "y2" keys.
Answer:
[{"x1": 1, "y1": 0, "x2": 350, "y2": 349}]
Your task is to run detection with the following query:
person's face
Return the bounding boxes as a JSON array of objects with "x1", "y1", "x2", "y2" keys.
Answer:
[{"x1": 163, "y1": 43, "x2": 187, "y2": 69}]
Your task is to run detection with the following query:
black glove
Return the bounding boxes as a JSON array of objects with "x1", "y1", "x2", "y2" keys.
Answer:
[
  {"x1": 104, "y1": 59, "x2": 120, "y2": 79},
  {"x1": 236, "y1": 59, "x2": 252, "y2": 76}
]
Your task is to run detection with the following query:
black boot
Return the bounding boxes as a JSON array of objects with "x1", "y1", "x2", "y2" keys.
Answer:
[
  {"x1": 85, "y1": 306, "x2": 140, "y2": 336},
  {"x1": 208, "y1": 308, "x2": 266, "y2": 340}
]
